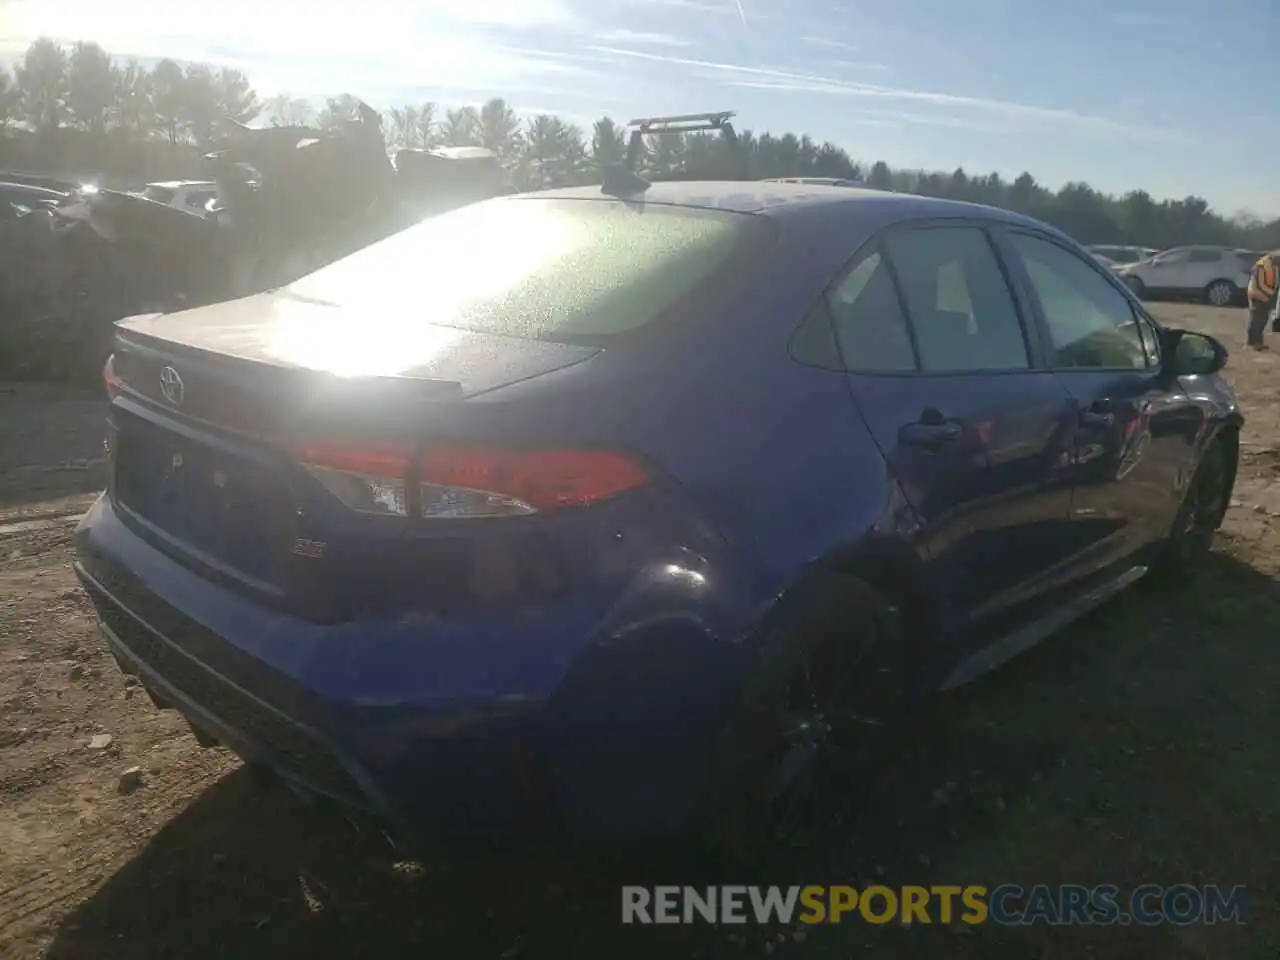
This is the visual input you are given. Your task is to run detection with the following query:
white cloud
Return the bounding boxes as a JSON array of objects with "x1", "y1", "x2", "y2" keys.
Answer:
[
  {"x1": 0, "y1": 0, "x2": 604, "y2": 98},
  {"x1": 585, "y1": 45, "x2": 1172, "y2": 140},
  {"x1": 814, "y1": 58, "x2": 892, "y2": 74},
  {"x1": 0, "y1": 0, "x2": 578, "y2": 63},
  {"x1": 590, "y1": 29, "x2": 691, "y2": 46},
  {"x1": 799, "y1": 36, "x2": 861, "y2": 53},
  {"x1": 0, "y1": 0, "x2": 1171, "y2": 146},
  {"x1": 619, "y1": 0, "x2": 740, "y2": 14}
]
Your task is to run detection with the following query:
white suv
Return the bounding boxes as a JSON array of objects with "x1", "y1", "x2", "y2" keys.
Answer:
[{"x1": 1116, "y1": 245, "x2": 1256, "y2": 307}]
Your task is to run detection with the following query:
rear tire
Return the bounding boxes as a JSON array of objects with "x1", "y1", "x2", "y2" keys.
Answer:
[
  {"x1": 696, "y1": 574, "x2": 910, "y2": 865},
  {"x1": 1125, "y1": 276, "x2": 1146, "y2": 299},
  {"x1": 1204, "y1": 279, "x2": 1236, "y2": 307}
]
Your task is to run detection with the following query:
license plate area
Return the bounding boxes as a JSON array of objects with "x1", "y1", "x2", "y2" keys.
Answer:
[{"x1": 113, "y1": 415, "x2": 295, "y2": 584}]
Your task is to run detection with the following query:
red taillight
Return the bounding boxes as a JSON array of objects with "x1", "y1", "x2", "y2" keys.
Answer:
[
  {"x1": 102, "y1": 353, "x2": 122, "y2": 401},
  {"x1": 291, "y1": 443, "x2": 648, "y2": 518}
]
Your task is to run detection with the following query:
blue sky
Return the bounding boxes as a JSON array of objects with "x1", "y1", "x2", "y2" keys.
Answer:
[{"x1": 4, "y1": 0, "x2": 1277, "y2": 217}]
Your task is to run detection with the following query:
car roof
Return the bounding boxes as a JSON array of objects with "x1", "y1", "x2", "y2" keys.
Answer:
[
  {"x1": 146, "y1": 180, "x2": 216, "y2": 190},
  {"x1": 760, "y1": 176, "x2": 860, "y2": 185},
  {"x1": 429, "y1": 146, "x2": 498, "y2": 161},
  {"x1": 0, "y1": 181, "x2": 67, "y2": 198},
  {"x1": 525, "y1": 180, "x2": 1049, "y2": 228}
]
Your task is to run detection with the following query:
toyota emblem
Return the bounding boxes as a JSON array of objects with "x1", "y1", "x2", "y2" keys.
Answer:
[{"x1": 159, "y1": 365, "x2": 185, "y2": 406}]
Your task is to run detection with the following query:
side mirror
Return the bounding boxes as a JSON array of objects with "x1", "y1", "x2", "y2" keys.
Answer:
[{"x1": 1165, "y1": 329, "x2": 1227, "y2": 376}]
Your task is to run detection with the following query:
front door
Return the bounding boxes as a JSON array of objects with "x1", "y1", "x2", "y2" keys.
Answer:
[
  {"x1": 826, "y1": 223, "x2": 1080, "y2": 649},
  {"x1": 1001, "y1": 229, "x2": 1203, "y2": 575}
]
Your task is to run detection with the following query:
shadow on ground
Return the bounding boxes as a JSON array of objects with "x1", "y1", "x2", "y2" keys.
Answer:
[
  {"x1": 45, "y1": 551, "x2": 1280, "y2": 960},
  {"x1": 0, "y1": 383, "x2": 107, "y2": 510}
]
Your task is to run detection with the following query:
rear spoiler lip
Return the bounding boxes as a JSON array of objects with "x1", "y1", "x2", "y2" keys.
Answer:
[{"x1": 112, "y1": 322, "x2": 466, "y2": 404}]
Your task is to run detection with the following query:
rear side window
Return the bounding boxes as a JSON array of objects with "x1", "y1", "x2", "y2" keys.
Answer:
[
  {"x1": 1188, "y1": 248, "x2": 1222, "y2": 263},
  {"x1": 884, "y1": 226, "x2": 1030, "y2": 371},
  {"x1": 144, "y1": 186, "x2": 176, "y2": 203},
  {"x1": 825, "y1": 248, "x2": 916, "y2": 372},
  {"x1": 289, "y1": 198, "x2": 765, "y2": 342}
]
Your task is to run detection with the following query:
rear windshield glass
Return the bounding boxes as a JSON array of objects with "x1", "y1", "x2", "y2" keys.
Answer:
[{"x1": 289, "y1": 198, "x2": 765, "y2": 342}]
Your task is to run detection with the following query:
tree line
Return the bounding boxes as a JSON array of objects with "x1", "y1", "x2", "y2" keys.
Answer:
[{"x1": 2, "y1": 37, "x2": 1277, "y2": 250}]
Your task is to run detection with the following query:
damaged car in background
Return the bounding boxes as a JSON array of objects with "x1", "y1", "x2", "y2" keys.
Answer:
[{"x1": 0, "y1": 100, "x2": 512, "y2": 383}]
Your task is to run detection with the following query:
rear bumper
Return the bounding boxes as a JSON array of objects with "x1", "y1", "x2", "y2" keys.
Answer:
[
  {"x1": 76, "y1": 558, "x2": 559, "y2": 846},
  {"x1": 74, "y1": 494, "x2": 748, "y2": 841}
]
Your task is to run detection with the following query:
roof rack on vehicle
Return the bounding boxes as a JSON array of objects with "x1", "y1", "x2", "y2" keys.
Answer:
[
  {"x1": 623, "y1": 111, "x2": 739, "y2": 172},
  {"x1": 601, "y1": 110, "x2": 744, "y2": 197}
]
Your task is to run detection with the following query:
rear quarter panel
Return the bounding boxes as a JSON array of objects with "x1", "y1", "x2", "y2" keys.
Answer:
[{"x1": 470, "y1": 207, "x2": 915, "y2": 644}]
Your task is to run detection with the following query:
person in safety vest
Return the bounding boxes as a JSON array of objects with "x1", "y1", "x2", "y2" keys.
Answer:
[{"x1": 1247, "y1": 250, "x2": 1280, "y2": 349}]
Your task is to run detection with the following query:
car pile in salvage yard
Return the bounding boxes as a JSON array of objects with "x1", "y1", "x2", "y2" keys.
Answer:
[{"x1": 0, "y1": 99, "x2": 512, "y2": 385}]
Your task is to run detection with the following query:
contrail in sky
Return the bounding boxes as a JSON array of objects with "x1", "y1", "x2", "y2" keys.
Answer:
[{"x1": 732, "y1": 0, "x2": 747, "y2": 24}]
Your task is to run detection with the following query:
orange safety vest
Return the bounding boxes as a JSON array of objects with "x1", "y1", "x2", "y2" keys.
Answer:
[{"x1": 1249, "y1": 253, "x2": 1280, "y2": 305}]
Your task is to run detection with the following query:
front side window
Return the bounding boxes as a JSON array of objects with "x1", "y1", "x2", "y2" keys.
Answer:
[
  {"x1": 884, "y1": 226, "x2": 1029, "y2": 372},
  {"x1": 1008, "y1": 232, "x2": 1148, "y2": 370}
]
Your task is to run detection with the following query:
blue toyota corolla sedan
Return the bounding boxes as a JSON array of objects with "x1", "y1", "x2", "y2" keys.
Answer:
[{"x1": 75, "y1": 182, "x2": 1241, "y2": 857}]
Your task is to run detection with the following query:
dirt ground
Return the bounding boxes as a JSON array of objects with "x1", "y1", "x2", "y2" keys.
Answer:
[{"x1": 2, "y1": 303, "x2": 1279, "y2": 959}]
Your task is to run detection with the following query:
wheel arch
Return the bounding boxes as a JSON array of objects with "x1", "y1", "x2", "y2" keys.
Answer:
[{"x1": 745, "y1": 537, "x2": 940, "y2": 693}]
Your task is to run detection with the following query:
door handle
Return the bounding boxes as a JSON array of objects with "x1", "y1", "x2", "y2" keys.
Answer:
[
  {"x1": 899, "y1": 421, "x2": 962, "y2": 448},
  {"x1": 1080, "y1": 410, "x2": 1116, "y2": 428}
]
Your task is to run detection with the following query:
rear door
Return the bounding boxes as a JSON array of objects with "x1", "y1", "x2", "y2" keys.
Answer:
[
  {"x1": 1181, "y1": 247, "x2": 1225, "y2": 292},
  {"x1": 829, "y1": 222, "x2": 1080, "y2": 641},
  {"x1": 1000, "y1": 229, "x2": 1202, "y2": 574}
]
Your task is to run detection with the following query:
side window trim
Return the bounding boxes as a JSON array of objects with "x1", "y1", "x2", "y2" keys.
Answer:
[
  {"x1": 1003, "y1": 228, "x2": 1157, "y2": 373},
  {"x1": 1133, "y1": 310, "x2": 1163, "y2": 369},
  {"x1": 870, "y1": 237, "x2": 925, "y2": 371}
]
